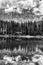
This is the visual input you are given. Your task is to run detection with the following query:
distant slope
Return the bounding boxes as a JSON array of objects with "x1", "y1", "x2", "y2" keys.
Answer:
[{"x1": 0, "y1": 8, "x2": 43, "y2": 22}]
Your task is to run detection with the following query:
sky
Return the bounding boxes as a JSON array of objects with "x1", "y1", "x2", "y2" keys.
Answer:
[
  {"x1": 0, "y1": 0, "x2": 43, "y2": 15},
  {"x1": 0, "y1": 0, "x2": 35, "y2": 8}
]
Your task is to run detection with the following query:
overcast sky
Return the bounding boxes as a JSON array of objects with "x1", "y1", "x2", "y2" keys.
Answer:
[{"x1": 0, "y1": 0, "x2": 43, "y2": 15}]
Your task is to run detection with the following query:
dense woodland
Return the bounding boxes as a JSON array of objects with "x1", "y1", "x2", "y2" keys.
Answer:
[{"x1": 0, "y1": 20, "x2": 43, "y2": 35}]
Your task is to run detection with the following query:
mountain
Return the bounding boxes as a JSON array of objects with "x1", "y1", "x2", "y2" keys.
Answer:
[{"x1": 0, "y1": 7, "x2": 43, "y2": 23}]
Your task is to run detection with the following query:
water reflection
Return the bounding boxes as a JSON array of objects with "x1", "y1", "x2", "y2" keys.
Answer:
[{"x1": 0, "y1": 37, "x2": 43, "y2": 51}]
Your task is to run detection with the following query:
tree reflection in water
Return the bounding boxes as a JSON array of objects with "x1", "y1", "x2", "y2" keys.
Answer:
[{"x1": 0, "y1": 37, "x2": 43, "y2": 53}]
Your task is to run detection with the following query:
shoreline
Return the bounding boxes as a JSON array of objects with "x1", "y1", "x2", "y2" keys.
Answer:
[{"x1": 0, "y1": 35, "x2": 43, "y2": 38}]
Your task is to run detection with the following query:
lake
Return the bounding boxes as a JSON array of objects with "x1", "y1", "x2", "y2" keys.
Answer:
[{"x1": 0, "y1": 37, "x2": 43, "y2": 52}]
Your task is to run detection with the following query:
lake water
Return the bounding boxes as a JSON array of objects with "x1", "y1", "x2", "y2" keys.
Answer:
[{"x1": 0, "y1": 37, "x2": 43, "y2": 51}]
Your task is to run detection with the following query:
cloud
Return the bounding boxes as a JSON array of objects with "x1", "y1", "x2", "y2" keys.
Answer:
[
  {"x1": 39, "y1": 0, "x2": 43, "y2": 15},
  {"x1": 0, "y1": 0, "x2": 35, "y2": 8},
  {"x1": 5, "y1": 6, "x2": 13, "y2": 13},
  {"x1": 3, "y1": 0, "x2": 37, "y2": 14},
  {"x1": 0, "y1": 0, "x2": 43, "y2": 15},
  {"x1": 32, "y1": 0, "x2": 43, "y2": 15},
  {"x1": 0, "y1": 0, "x2": 8, "y2": 8}
]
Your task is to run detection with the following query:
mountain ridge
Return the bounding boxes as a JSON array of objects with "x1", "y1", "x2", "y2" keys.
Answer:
[{"x1": 0, "y1": 8, "x2": 43, "y2": 22}]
